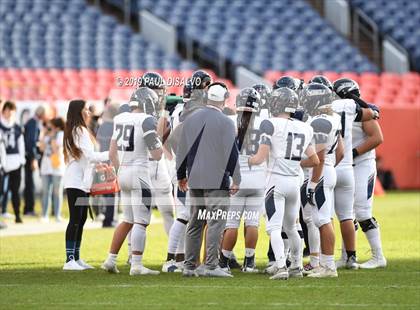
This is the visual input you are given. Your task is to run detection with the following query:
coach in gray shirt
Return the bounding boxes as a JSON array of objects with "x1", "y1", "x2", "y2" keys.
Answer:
[{"x1": 176, "y1": 83, "x2": 241, "y2": 277}]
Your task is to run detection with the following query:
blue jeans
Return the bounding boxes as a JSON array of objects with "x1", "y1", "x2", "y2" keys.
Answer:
[{"x1": 41, "y1": 175, "x2": 63, "y2": 219}]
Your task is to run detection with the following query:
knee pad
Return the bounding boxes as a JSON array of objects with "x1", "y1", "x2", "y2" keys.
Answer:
[{"x1": 358, "y1": 217, "x2": 378, "y2": 232}]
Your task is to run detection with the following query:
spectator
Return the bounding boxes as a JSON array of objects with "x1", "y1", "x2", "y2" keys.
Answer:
[
  {"x1": 62, "y1": 100, "x2": 109, "y2": 270},
  {"x1": 0, "y1": 101, "x2": 26, "y2": 223},
  {"x1": 23, "y1": 105, "x2": 46, "y2": 216},
  {"x1": 96, "y1": 103, "x2": 119, "y2": 227},
  {"x1": 376, "y1": 156, "x2": 397, "y2": 190},
  {"x1": 176, "y1": 83, "x2": 241, "y2": 277},
  {"x1": 39, "y1": 117, "x2": 66, "y2": 222},
  {"x1": 0, "y1": 117, "x2": 8, "y2": 229}
]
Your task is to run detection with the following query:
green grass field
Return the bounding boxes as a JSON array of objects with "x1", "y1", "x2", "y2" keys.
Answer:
[{"x1": 0, "y1": 192, "x2": 419, "y2": 309}]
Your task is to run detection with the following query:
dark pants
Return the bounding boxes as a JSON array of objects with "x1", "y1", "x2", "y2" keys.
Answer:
[
  {"x1": 5, "y1": 168, "x2": 22, "y2": 220},
  {"x1": 66, "y1": 188, "x2": 89, "y2": 242},
  {"x1": 184, "y1": 189, "x2": 229, "y2": 270},
  {"x1": 24, "y1": 159, "x2": 35, "y2": 214},
  {"x1": 1, "y1": 174, "x2": 9, "y2": 214},
  {"x1": 102, "y1": 193, "x2": 115, "y2": 227}
]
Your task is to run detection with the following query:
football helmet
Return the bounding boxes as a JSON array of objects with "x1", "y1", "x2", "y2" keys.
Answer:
[
  {"x1": 141, "y1": 72, "x2": 166, "y2": 108},
  {"x1": 252, "y1": 84, "x2": 271, "y2": 109},
  {"x1": 236, "y1": 87, "x2": 261, "y2": 113},
  {"x1": 273, "y1": 76, "x2": 300, "y2": 91},
  {"x1": 300, "y1": 83, "x2": 333, "y2": 116},
  {"x1": 183, "y1": 78, "x2": 193, "y2": 101},
  {"x1": 268, "y1": 87, "x2": 299, "y2": 116},
  {"x1": 129, "y1": 87, "x2": 159, "y2": 117},
  {"x1": 333, "y1": 78, "x2": 360, "y2": 99},
  {"x1": 309, "y1": 75, "x2": 333, "y2": 90},
  {"x1": 191, "y1": 70, "x2": 213, "y2": 89}
]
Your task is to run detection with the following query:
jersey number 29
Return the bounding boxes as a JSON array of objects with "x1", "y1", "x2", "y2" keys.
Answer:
[{"x1": 115, "y1": 124, "x2": 134, "y2": 151}]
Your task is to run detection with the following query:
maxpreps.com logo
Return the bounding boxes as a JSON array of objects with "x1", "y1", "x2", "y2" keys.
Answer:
[{"x1": 197, "y1": 209, "x2": 260, "y2": 221}]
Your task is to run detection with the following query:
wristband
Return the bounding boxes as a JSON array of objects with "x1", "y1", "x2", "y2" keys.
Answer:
[{"x1": 352, "y1": 148, "x2": 359, "y2": 158}]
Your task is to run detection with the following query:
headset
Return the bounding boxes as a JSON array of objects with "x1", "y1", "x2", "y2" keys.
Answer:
[{"x1": 207, "y1": 82, "x2": 230, "y2": 100}]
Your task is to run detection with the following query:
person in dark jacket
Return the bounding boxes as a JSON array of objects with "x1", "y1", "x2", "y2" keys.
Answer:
[
  {"x1": 176, "y1": 82, "x2": 241, "y2": 277},
  {"x1": 23, "y1": 105, "x2": 45, "y2": 216}
]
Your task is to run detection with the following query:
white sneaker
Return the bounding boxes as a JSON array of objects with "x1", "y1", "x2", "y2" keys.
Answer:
[
  {"x1": 270, "y1": 267, "x2": 289, "y2": 280},
  {"x1": 175, "y1": 261, "x2": 184, "y2": 271},
  {"x1": 76, "y1": 259, "x2": 94, "y2": 270},
  {"x1": 55, "y1": 217, "x2": 63, "y2": 223},
  {"x1": 162, "y1": 259, "x2": 181, "y2": 273},
  {"x1": 359, "y1": 255, "x2": 387, "y2": 269},
  {"x1": 63, "y1": 259, "x2": 85, "y2": 271},
  {"x1": 101, "y1": 261, "x2": 120, "y2": 274},
  {"x1": 204, "y1": 266, "x2": 233, "y2": 278},
  {"x1": 1, "y1": 212, "x2": 13, "y2": 219},
  {"x1": 242, "y1": 266, "x2": 259, "y2": 273},
  {"x1": 130, "y1": 265, "x2": 160, "y2": 276},
  {"x1": 307, "y1": 265, "x2": 338, "y2": 278},
  {"x1": 288, "y1": 267, "x2": 303, "y2": 278},
  {"x1": 195, "y1": 264, "x2": 207, "y2": 277},
  {"x1": 264, "y1": 264, "x2": 279, "y2": 275},
  {"x1": 40, "y1": 216, "x2": 49, "y2": 223},
  {"x1": 335, "y1": 257, "x2": 347, "y2": 269},
  {"x1": 302, "y1": 263, "x2": 320, "y2": 275}
]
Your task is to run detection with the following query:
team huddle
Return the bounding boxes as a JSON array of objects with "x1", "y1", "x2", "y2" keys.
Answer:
[{"x1": 98, "y1": 70, "x2": 386, "y2": 279}]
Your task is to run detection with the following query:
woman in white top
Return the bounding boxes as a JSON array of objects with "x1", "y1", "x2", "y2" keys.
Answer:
[
  {"x1": 62, "y1": 100, "x2": 108, "y2": 271},
  {"x1": 39, "y1": 117, "x2": 66, "y2": 222}
]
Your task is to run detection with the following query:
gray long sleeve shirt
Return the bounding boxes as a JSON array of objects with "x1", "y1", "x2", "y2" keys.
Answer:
[{"x1": 176, "y1": 105, "x2": 241, "y2": 190}]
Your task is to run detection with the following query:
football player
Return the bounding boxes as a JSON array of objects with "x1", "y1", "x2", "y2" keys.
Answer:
[
  {"x1": 142, "y1": 72, "x2": 175, "y2": 236},
  {"x1": 219, "y1": 88, "x2": 264, "y2": 273},
  {"x1": 331, "y1": 78, "x2": 380, "y2": 269},
  {"x1": 249, "y1": 87, "x2": 319, "y2": 280},
  {"x1": 352, "y1": 104, "x2": 386, "y2": 269},
  {"x1": 102, "y1": 87, "x2": 162, "y2": 275},
  {"x1": 300, "y1": 83, "x2": 344, "y2": 278}
]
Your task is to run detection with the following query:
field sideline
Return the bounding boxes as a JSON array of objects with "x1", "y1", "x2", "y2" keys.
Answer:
[{"x1": 0, "y1": 192, "x2": 419, "y2": 309}]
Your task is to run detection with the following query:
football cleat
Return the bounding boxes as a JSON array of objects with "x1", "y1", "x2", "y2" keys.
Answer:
[
  {"x1": 307, "y1": 265, "x2": 338, "y2": 278},
  {"x1": 359, "y1": 252, "x2": 386, "y2": 269},
  {"x1": 269, "y1": 267, "x2": 289, "y2": 280},
  {"x1": 302, "y1": 263, "x2": 320, "y2": 275},
  {"x1": 288, "y1": 267, "x2": 303, "y2": 278},
  {"x1": 182, "y1": 268, "x2": 198, "y2": 277},
  {"x1": 76, "y1": 259, "x2": 94, "y2": 270},
  {"x1": 175, "y1": 261, "x2": 184, "y2": 271},
  {"x1": 195, "y1": 264, "x2": 207, "y2": 277},
  {"x1": 162, "y1": 259, "x2": 181, "y2": 273},
  {"x1": 264, "y1": 263, "x2": 279, "y2": 275},
  {"x1": 63, "y1": 260, "x2": 85, "y2": 271},
  {"x1": 242, "y1": 255, "x2": 259, "y2": 273},
  {"x1": 345, "y1": 255, "x2": 359, "y2": 270},
  {"x1": 335, "y1": 257, "x2": 347, "y2": 269},
  {"x1": 130, "y1": 265, "x2": 160, "y2": 276},
  {"x1": 101, "y1": 261, "x2": 120, "y2": 274}
]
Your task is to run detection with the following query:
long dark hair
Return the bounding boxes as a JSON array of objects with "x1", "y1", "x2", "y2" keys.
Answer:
[
  {"x1": 237, "y1": 110, "x2": 254, "y2": 151},
  {"x1": 63, "y1": 100, "x2": 88, "y2": 163}
]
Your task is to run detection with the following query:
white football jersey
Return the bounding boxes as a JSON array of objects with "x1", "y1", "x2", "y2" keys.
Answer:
[
  {"x1": 260, "y1": 117, "x2": 313, "y2": 176},
  {"x1": 352, "y1": 121, "x2": 376, "y2": 164},
  {"x1": 310, "y1": 113, "x2": 342, "y2": 167},
  {"x1": 332, "y1": 99, "x2": 362, "y2": 166},
  {"x1": 229, "y1": 113, "x2": 266, "y2": 172},
  {"x1": 171, "y1": 103, "x2": 184, "y2": 130},
  {"x1": 112, "y1": 112, "x2": 161, "y2": 168}
]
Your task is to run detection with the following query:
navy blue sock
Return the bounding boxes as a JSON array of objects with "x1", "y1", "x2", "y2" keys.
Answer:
[
  {"x1": 66, "y1": 240, "x2": 76, "y2": 262},
  {"x1": 74, "y1": 240, "x2": 81, "y2": 261}
]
